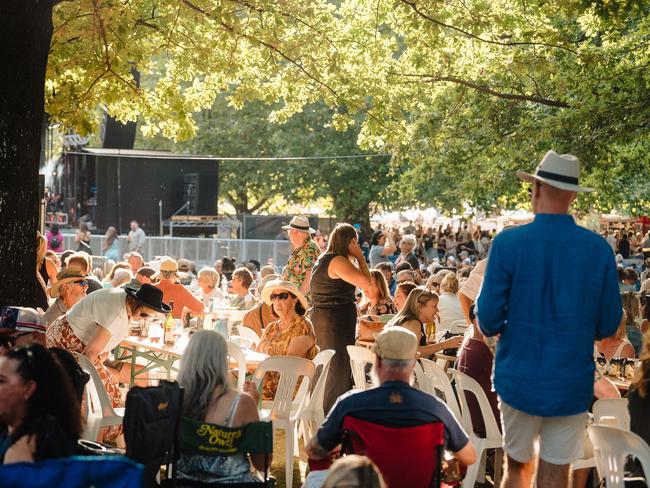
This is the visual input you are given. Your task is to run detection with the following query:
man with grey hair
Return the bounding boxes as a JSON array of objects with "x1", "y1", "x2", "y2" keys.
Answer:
[
  {"x1": 395, "y1": 233, "x2": 420, "y2": 271},
  {"x1": 306, "y1": 327, "x2": 476, "y2": 469}
]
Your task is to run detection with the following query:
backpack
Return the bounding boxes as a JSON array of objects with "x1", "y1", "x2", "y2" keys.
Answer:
[{"x1": 50, "y1": 234, "x2": 61, "y2": 249}]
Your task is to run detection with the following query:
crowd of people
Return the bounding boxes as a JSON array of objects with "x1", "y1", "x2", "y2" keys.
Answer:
[{"x1": 2, "y1": 151, "x2": 650, "y2": 488}]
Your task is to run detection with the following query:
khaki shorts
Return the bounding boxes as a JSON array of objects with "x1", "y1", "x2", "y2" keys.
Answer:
[{"x1": 500, "y1": 400, "x2": 588, "y2": 465}]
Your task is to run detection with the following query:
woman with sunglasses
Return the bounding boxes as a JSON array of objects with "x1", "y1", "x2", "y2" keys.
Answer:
[
  {"x1": 46, "y1": 284, "x2": 170, "y2": 440},
  {"x1": 0, "y1": 344, "x2": 81, "y2": 463},
  {"x1": 257, "y1": 280, "x2": 317, "y2": 400},
  {"x1": 386, "y1": 287, "x2": 463, "y2": 358}
]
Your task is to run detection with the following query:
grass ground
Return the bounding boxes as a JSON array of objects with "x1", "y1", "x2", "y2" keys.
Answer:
[{"x1": 269, "y1": 430, "x2": 308, "y2": 488}]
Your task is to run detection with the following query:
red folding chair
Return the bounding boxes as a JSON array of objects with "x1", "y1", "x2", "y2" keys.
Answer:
[{"x1": 341, "y1": 416, "x2": 445, "y2": 488}]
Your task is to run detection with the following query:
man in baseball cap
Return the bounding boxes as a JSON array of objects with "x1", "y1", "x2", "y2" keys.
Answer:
[{"x1": 307, "y1": 326, "x2": 476, "y2": 483}]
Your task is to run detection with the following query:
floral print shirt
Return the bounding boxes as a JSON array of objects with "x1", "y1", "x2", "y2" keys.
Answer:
[
  {"x1": 257, "y1": 316, "x2": 317, "y2": 400},
  {"x1": 359, "y1": 297, "x2": 398, "y2": 317},
  {"x1": 282, "y1": 237, "x2": 321, "y2": 295}
]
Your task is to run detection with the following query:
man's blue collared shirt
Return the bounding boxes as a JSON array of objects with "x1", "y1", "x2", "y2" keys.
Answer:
[{"x1": 477, "y1": 214, "x2": 621, "y2": 417}]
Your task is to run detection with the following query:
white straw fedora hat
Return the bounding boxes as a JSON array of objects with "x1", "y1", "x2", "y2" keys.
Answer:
[
  {"x1": 282, "y1": 216, "x2": 315, "y2": 234},
  {"x1": 517, "y1": 150, "x2": 593, "y2": 192}
]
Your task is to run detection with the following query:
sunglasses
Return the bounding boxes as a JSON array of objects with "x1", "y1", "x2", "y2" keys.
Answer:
[
  {"x1": 270, "y1": 292, "x2": 291, "y2": 301},
  {"x1": 74, "y1": 280, "x2": 89, "y2": 287}
]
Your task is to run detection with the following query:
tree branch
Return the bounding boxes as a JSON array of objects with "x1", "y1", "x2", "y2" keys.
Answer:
[
  {"x1": 400, "y1": 0, "x2": 579, "y2": 55},
  {"x1": 392, "y1": 72, "x2": 569, "y2": 108},
  {"x1": 248, "y1": 196, "x2": 270, "y2": 213}
]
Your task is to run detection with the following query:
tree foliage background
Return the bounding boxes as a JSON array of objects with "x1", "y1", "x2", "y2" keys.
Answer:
[{"x1": 47, "y1": 0, "x2": 650, "y2": 216}]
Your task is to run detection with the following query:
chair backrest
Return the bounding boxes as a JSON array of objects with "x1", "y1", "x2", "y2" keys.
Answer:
[
  {"x1": 227, "y1": 341, "x2": 246, "y2": 391},
  {"x1": 252, "y1": 356, "x2": 315, "y2": 419},
  {"x1": 73, "y1": 353, "x2": 117, "y2": 419},
  {"x1": 346, "y1": 345, "x2": 376, "y2": 390},
  {"x1": 451, "y1": 369, "x2": 501, "y2": 441},
  {"x1": 300, "y1": 349, "x2": 336, "y2": 439},
  {"x1": 237, "y1": 325, "x2": 261, "y2": 347},
  {"x1": 123, "y1": 381, "x2": 183, "y2": 487},
  {"x1": 342, "y1": 416, "x2": 443, "y2": 488},
  {"x1": 589, "y1": 425, "x2": 650, "y2": 488},
  {"x1": 593, "y1": 398, "x2": 630, "y2": 431},
  {"x1": 179, "y1": 416, "x2": 273, "y2": 455},
  {"x1": 227, "y1": 310, "x2": 247, "y2": 334},
  {"x1": 420, "y1": 359, "x2": 462, "y2": 421},
  {"x1": 0, "y1": 455, "x2": 143, "y2": 488}
]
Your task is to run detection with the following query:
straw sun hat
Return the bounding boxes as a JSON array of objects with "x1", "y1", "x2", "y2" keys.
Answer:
[{"x1": 261, "y1": 279, "x2": 309, "y2": 310}]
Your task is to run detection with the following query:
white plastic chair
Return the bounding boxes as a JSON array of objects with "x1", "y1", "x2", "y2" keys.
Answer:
[
  {"x1": 237, "y1": 325, "x2": 261, "y2": 348},
  {"x1": 450, "y1": 369, "x2": 503, "y2": 488},
  {"x1": 253, "y1": 356, "x2": 315, "y2": 488},
  {"x1": 347, "y1": 345, "x2": 377, "y2": 390},
  {"x1": 297, "y1": 349, "x2": 336, "y2": 446},
  {"x1": 417, "y1": 358, "x2": 462, "y2": 422},
  {"x1": 589, "y1": 425, "x2": 650, "y2": 488},
  {"x1": 571, "y1": 398, "x2": 631, "y2": 473},
  {"x1": 227, "y1": 341, "x2": 246, "y2": 391},
  {"x1": 226, "y1": 310, "x2": 246, "y2": 334},
  {"x1": 73, "y1": 353, "x2": 125, "y2": 442},
  {"x1": 593, "y1": 398, "x2": 630, "y2": 430}
]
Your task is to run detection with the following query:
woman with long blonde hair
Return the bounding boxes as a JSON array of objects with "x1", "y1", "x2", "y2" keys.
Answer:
[{"x1": 387, "y1": 287, "x2": 463, "y2": 358}]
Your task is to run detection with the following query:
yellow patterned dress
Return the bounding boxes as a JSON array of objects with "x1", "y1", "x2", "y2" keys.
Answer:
[{"x1": 258, "y1": 316, "x2": 317, "y2": 400}]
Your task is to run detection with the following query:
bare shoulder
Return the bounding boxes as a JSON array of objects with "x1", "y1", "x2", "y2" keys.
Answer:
[
  {"x1": 4, "y1": 435, "x2": 35, "y2": 463},
  {"x1": 234, "y1": 393, "x2": 260, "y2": 426}
]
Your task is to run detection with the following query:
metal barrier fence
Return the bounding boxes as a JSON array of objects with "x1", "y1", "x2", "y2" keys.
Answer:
[{"x1": 61, "y1": 234, "x2": 291, "y2": 268}]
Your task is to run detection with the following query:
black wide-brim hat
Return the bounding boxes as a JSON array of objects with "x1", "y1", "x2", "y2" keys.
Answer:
[{"x1": 124, "y1": 283, "x2": 171, "y2": 314}]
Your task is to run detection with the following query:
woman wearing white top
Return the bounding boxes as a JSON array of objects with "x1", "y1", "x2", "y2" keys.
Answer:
[
  {"x1": 46, "y1": 284, "x2": 170, "y2": 440},
  {"x1": 436, "y1": 273, "x2": 467, "y2": 335},
  {"x1": 197, "y1": 267, "x2": 224, "y2": 309}
]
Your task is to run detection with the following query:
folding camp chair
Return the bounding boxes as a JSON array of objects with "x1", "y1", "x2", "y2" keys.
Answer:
[
  {"x1": 123, "y1": 380, "x2": 184, "y2": 488},
  {"x1": 0, "y1": 455, "x2": 143, "y2": 488},
  {"x1": 177, "y1": 416, "x2": 273, "y2": 488},
  {"x1": 341, "y1": 416, "x2": 445, "y2": 488}
]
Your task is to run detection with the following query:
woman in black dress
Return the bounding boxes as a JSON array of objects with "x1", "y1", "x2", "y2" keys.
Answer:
[{"x1": 310, "y1": 223, "x2": 371, "y2": 412}]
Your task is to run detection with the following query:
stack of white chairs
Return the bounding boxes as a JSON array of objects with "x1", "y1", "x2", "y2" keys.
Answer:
[
  {"x1": 296, "y1": 350, "x2": 336, "y2": 447},
  {"x1": 450, "y1": 369, "x2": 503, "y2": 488},
  {"x1": 415, "y1": 358, "x2": 462, "y2": 422}
]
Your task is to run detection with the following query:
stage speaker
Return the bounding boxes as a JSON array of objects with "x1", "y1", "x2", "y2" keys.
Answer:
[{"x1": 183, "y1": 173, "x2": 217, "y2": 215}]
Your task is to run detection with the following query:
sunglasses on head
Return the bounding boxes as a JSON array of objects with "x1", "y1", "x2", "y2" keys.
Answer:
[{"x1": 270, "y1": 292, "x2": 291, "y2": 301}]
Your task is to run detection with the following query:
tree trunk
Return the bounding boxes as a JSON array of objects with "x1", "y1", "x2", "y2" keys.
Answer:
[{"x1": 0, "y1": 0, "x2": 54, "y2": 309}]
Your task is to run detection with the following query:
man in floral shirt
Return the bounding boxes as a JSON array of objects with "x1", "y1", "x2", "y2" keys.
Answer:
[{"x1": 282, "y1": 216, "x2": 321, "y2": 299}]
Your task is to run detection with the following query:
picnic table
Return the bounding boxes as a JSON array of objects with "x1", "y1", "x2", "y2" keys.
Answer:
[{"x1": 117, "y1": 332, "x2": 268, "y2": 387}]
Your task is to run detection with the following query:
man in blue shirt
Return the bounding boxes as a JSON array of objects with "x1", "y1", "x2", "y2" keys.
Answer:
[
  {"x1": 306, "y1": 327, "x2": 476, "y2": 476},
  {"x1": 478, "y1": 150, "x2": 621, "y2": 488}
]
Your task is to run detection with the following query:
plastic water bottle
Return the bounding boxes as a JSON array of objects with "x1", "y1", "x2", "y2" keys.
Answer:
[{"x1": 215, "y1": 314, "x2": 228, "y2": 339}]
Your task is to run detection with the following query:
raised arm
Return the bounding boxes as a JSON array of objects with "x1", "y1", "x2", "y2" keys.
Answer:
[{"x1": 328, "y1": 242, "x2": 371, "y2": 290}]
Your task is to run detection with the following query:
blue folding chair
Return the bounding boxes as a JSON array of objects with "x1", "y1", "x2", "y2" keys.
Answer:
[{"x1": 0, "y1": 455, "x2": 143, "y2": 488}]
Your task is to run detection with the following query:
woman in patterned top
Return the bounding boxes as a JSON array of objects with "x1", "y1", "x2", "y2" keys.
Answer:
[
  {"x1": 257, "y1": 280, "x2": 317, "y2": 400},
  {"x1": 359, "y1": 270, "x2": 397, "y2": 317}
]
